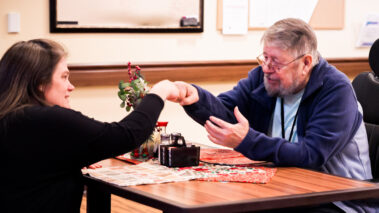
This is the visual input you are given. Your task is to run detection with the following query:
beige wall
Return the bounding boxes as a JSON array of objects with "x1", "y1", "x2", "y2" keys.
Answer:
[
  {"x1": 70, "y1": 83, "x2": 235, "y2": 147},
  {"x1": 1, "y1": 0, "x2": 378, "y2": 146},
  {"x1": 1, "y1": 0, "x2": 378, "y2": 64}
]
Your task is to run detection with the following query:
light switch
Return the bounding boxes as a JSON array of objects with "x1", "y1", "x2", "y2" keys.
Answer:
[{"x1": 8, "y1": 12, "x2": 20, "y2": 33}]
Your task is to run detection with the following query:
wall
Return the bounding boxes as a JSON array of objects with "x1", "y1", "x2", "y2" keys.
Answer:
[
  {"x1": 0, "y1": 0, "x2": 378, "y2": 146},
  {"x1": 1, "y1": 0, "x2": 379, "y2": 64},
  {"x1": 70, "y1": 83, "x2": 234, "y2": 148}
]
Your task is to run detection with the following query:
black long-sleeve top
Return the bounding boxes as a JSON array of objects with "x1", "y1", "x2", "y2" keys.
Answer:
[{"x1": 0, "y1": 94, "x2": 163, "y2": 213}]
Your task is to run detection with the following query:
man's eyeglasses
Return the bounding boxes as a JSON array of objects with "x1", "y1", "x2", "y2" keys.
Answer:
[{"x1": 256, "y1": 53, "x2": 306, "y2": 73}]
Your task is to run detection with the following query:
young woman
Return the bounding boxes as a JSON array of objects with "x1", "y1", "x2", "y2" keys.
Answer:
[{"x1": 0, "y1": 39, "x2": 179, "y2": 213}]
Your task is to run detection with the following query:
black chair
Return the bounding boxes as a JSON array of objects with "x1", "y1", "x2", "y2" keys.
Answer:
[{"x1": 352, "y1": 38, "x2": 379, "y2": 181}]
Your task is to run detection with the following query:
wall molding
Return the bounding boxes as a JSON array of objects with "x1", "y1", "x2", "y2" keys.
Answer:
[{"x1": 69, "y1": 58, "x2": 370, "y2": 87}]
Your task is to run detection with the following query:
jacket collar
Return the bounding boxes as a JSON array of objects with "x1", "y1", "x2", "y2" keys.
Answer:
[{"x1": 301, "y1": 57, "x2": 327, "y2": 102}]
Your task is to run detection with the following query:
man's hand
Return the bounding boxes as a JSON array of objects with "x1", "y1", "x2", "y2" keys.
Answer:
[
  {"x1": 174, "y1": 81, "x2": 199, "y2": 105},
  {"x1": 204, "y1": 107, "x2": 249, "y2": 148},
  {"x1": 149, "y1": 80, "x2": 180, "y2": 101}
]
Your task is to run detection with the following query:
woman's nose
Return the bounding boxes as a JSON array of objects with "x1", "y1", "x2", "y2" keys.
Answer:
[{"x1": 68, "y1": 81, "x2": 75, "y2": 91}]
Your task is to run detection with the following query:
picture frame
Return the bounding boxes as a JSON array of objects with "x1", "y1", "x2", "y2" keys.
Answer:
[{"x1": 50, "y1": 0, "x2": 204, "y2": 33}]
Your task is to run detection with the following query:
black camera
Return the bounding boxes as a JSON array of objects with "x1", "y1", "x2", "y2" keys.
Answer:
[{"x1": 159, "y1": 133, "x2": 200, "y2": 167}]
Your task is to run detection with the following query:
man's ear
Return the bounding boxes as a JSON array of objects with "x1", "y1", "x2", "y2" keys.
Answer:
[
  {"x1": 302, "y1": 54, "x2": 313, "y2": 74},
  {"x1": 38, "y1": 85, "x2": 44, "y2": 92}
]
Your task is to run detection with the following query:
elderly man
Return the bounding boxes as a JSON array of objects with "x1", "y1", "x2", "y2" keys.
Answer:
[{"x1": 175, "y1": 18, "x2": 373, "y2": 212}]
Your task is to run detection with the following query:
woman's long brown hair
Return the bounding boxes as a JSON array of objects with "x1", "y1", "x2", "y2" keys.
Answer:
[{"x1": 0, "y1": 39, "x2": 66, "y2": 119}]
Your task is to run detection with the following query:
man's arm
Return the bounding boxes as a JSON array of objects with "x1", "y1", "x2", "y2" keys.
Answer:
[
  {"x1": 236, "y1": 81, "x2": 362, "y2": 169},
  {"x1": 179, "y1": 84, "x2": 237, "y2": 126}
]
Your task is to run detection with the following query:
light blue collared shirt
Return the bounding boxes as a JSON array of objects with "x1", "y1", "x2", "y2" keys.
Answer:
[{"x1": 269, "y1": 90, "x2": 304, "y2": 143}]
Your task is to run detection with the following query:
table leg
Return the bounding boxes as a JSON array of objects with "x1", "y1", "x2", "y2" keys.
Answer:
[{"x1": 86, "y1": 186, "x2": 111, "y2": 213}]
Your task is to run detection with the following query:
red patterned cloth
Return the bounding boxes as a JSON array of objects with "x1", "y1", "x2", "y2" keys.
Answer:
[
  {"x1": 116, "y1": 154, "x2": 144, "y2": 164},
  {"x1": 193, "y1": 148, "x2": 276, "y2": 183},
  {"x1": 200, "y1": 148, "x2": 264, "y2": 165},
  {"x1": 177, "y1": 164, "x2": 276, "y2": 184},
  {"x1": 115, "y1": 148, "x2": 277, "y2": 184}
]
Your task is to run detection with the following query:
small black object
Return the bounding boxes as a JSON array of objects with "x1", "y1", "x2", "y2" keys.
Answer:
[
  {"x1": 159, "y1": 135, "x2": 200, "y2": 167},
  {"x1": 57, "y1": 21, "x2": 78, "y2": 25},
  {"x1": 180, "y1": 16, "x2": 199, "y2": 27}
]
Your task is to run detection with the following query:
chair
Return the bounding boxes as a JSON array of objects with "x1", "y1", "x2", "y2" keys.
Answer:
[{"x1": 352, "y1": 38, "x2": 379, "y2": 181}]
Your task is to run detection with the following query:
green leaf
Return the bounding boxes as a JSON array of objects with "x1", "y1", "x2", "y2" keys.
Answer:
[
  {"x1": 118, "y1": 91, "x2": 127, "y2": 101},
  {"x1": 123, "y1": 90, "x2": 131, "y2": 95},
  {"x1": 120, "y1": 101, "x2": 125, "y2": 108},
  {"x1": 119, "y1": 81, "x2": 130, "y2": 91},
  {"x1": 131, "y1": 80, "x2": 139, "y2": 91},
  {"x1": 126, "y1": 105, "x2": 131, "y2": 112},
  {"x1": 118, "y1": 80, "x2": 124, "y2": 90}
]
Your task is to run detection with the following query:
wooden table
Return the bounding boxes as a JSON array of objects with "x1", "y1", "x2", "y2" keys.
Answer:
[{"x1": 84, "y1": 158, "x2": 379, "y2": 213}]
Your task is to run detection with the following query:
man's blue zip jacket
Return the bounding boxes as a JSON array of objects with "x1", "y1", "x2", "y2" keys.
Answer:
[{"x1": 183, "y1": 57, "x2": 374, "y2": 212}]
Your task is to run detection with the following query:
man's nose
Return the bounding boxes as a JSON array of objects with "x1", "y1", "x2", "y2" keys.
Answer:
[{"x1": 262, "y1": 62, "x2": 275, "y2": 73}]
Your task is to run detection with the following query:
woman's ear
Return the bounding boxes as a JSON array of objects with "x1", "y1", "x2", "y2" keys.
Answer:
[{"x1": 38, "y1": 85, "x2": 44, "y2": 92}]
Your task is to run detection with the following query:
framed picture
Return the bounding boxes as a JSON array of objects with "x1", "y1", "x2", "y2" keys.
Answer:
[{"x1": 50, "y1": 0, "x2": 203, "y2": 33}]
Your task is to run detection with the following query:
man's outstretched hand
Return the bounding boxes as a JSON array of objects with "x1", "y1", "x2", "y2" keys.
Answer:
[{"x1": 204, "y1": 107, "x2": 249, "y2": 148}]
